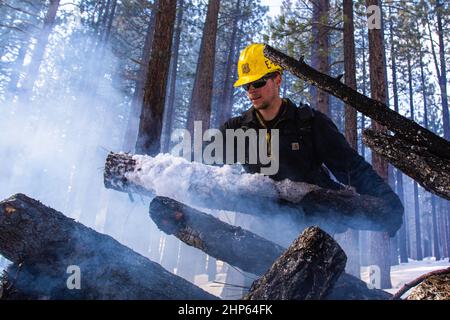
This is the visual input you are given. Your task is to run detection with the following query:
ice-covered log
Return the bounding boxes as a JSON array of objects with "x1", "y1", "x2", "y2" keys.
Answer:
[
  {"x1": 150, "y1": 196, "x2": 392, "y2": 300},
  {"x1": 105, "y1": 152, "x2": 400, "y2": 234},
  {"x1": 0, "y1": 193, "x2": 217, "y2": 300}
]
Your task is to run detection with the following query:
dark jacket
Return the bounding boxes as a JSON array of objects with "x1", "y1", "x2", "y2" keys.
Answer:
[{"x1": 219, "y1": 99, "x2": 403, "y2": 233}]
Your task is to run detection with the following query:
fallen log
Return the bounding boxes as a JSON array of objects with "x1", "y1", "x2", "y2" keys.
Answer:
[
  {"x1": 363, "y1": 130, "x2": 450, "y2": 200},
  {"x1": 106, "y1": 152, "x2": 402, "y2": 235},
  {"x1": 149, "y1": 196, "x2": 392, "y2": 300},
  {"x1": 243, "y1": 226, "x2": 346, "y2": 300},
  {"x1": 406, "y1": 272, "x2": 450, "y2": 300},
  {"x1": 0, "y1": 193, "x2": 217, "y2": 300},
  {"x1": 392, "y1": 267, "x2": 450, "y2": 300},
  {"x1": 263, "y1": 44, "x2": 450, "y2": 161}
]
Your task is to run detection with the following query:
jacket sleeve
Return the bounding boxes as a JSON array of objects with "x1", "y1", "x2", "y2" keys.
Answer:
[{"x1": 312, "y1": 110, "x2": 404, "y2": 235}]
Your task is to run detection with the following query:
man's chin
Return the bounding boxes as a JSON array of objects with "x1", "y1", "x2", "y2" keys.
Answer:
[{"x1": 253, "y1": 102, "x2": 269, "y2": 110}]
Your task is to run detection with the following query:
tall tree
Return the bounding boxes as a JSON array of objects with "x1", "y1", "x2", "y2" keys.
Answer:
[
  {"x1": 186, "y1": 0, "x2": 221, "y2": 135},
  {"x1": 161, "y1": 0, "x2": 185, "y2": 153},
  {"x1": 433, "y1": 0, "x2": 449, "y2": 140},
  {"x1": 19, "y1": 0, "x2": 61, "y2": 102},
  {"x1": 366, "y1": 0, "x2": 391, "y2": 289},
  {"x1": 135, "y1": 0, "x2": 177, "y2": 156},
  {"x1": 387, "y1": 4, "x2": 408, "y2": 263},
  {"x1": 123, "y1": 2, "x2": 158, "y2": 152},
  {"x1": 310, "y1": 0, "x2": 330, "y2": 114},
  {"x1": 217, "y1": 0, "x2": 241, "y2": 127},
  {"x1": 406, "y1": 54, "x2": 423, "y2": 261},
  {"x1": 339, "y1": 0, "x2": 360, "y2": 279}
]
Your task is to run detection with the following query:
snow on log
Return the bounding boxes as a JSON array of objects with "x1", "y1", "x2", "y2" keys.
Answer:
[
  {"x1": 149, "y1": 196, "x2": 392, "y2": 300},
  {"x1": 0, "y1": 193, "x2": 217, "y2": 300},
  {"x1": 363, "y1": 130, "x2": 450, "y2": 200},
  {"x1": 243, "y1": 226, "x2": 346, "y2": 300},
  {"x1": 105, "y1": 152, "x2": 400, "y2": 234},
  {"x1": 263, "y1": 44, "x2": 450, "y2": 161}
]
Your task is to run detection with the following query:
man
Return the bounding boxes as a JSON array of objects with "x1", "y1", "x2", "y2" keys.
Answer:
[{"x1": 220, "y1": 43, "x2": 403, "y2": 236}]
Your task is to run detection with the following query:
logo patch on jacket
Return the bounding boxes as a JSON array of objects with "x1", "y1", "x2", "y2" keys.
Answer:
[{"x1": 291, "y1": 142, "x2": 300, "y2": 150}]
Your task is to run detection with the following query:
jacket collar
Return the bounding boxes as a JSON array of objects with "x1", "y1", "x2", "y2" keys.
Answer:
[{"x1": 241, "y1": 98, "x2": 298, "y2": 126}]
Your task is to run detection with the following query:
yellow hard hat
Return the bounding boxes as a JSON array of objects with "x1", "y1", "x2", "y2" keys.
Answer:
[{"x1": 233, "y1": 43, "x2": 283, "y2": 88}]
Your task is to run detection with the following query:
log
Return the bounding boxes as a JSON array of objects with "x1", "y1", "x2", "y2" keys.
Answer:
[
  {"x1": 263, "y1": 44, "x2": 450, "y2": 161},
  {"x1": 0, "y1": 193, "x2": 217, "y2": 300},
  {"x1": 392, "y1": 267, "x2": 450, "y2": 300},
  {"x1": 149, "y1": 196, "x2": 392, "y2": 300},
  {"x1": 406, "y1": 273, "x2": 450, "y2": 300},
  {"x1": 106, "y1": 152, "x2": 402, "y2": 234},
  {"x1": 150, "y1": 196, "x2": 286, "y2": 276},
  {"x1": 363, "y1": 130, "x2": 450, "y2": 200},
  {"x1": 243, "y1": 226, "x2": 346, "y2": 300}
]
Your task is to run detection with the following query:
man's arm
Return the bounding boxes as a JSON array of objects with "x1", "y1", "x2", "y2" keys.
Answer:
[{"x1": 312, "y1": 110, "x2": 404, "y2": 235}]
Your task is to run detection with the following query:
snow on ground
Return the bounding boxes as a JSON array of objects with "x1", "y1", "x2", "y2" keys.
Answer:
[{"x1": 361, "y1": 257, "x2": 449, "y2": 297}]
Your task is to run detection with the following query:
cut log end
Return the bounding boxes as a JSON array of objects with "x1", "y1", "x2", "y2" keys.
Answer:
[{"x1": 244, "y1": 226, "x2": 347, "y2": 300}]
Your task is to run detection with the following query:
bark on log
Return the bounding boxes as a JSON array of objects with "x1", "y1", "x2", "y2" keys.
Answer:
[
  {"x1": 392, "y1": 267, "x2": 450, "y2": 300},
  {"x1": 406, "y1": 273, "x2": 450, "y2": 300},
  {"x1": 105, "y1": 152, "x2": 401, "y2": 234},
  {"x1": 263, "y1": 44, "x2": 450, "y2": 161},
  {"x1": 243, "y1": 226, "x2": 346, "y2": 300},
  {"x1": 149, "y1": 196, "x2": 392, "y2": 300},
  {"x1": 0, "y1": 193, "x2": 217, "y2": 300},
  {"x1": 363, "y1": 130, "x2": 450, "y2": 200}
]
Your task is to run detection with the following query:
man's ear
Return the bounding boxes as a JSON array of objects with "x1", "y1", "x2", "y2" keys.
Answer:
[{"x1": 276, "y1": 74, "x2": 282, "y2": 89}]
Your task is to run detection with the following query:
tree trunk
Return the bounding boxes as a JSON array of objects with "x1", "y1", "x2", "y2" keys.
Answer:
[
  {"x1": 337, "y1": 0, "x2": 360, "y2": 278},
  {"x1": 135, "y1": 0, "x2": 177, "y2": 156},
  {"x1": 161, "y1": 0, "x2": 184, "y2": 153},
  {"x1": 123, "y1": 3, "x2": 158, "y2": 152},
  {"x1": 365, "y1": 0, "x2": 391, "y2": 289},
  {"x1": 310, "y1": 0, "x2": 330, "y2": 114},
  {"x1": 435, "y1": 0, "x2": 449, "y2": 141},
  {"x1": 0, "y1": 194, "x2": 217, "y2": 300},
  {"x1": 218, "y1": 0, "x2": 240, "y2": 127},
  {"x1": 19, "y1": 0, "x2": 60, "y2": 102},
  {"x1": 431, "y1": 195, "x2": 441, "y2": 260},
  {"x1": 390, "y1": 19, "x2": 408, "y2": 260},
  {"x1": 186, "y1": 0, "x2": 221, "y2": 135},
  {"x1": 149, "y1": 196, "x2": 391, "y2": 299}
]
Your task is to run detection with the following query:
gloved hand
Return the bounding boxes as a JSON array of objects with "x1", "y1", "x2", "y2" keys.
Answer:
[{"x1": 381, "y1": 192, "x2": 404, "y2": 237}]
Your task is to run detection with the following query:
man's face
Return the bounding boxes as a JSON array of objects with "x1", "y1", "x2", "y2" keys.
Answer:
[{"x1": 245, "y1": 74, "x2": 281, "y2": 110}]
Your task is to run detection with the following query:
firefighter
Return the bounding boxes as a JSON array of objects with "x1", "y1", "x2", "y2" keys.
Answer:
[{"x1": 220, "y1": 43, "x2": 403, "y2": 236}]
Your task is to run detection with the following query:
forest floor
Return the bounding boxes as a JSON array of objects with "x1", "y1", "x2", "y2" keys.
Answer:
[
  {"x1": 1, "y1": 255, "x2": 448, "y2": 299},
  {"x1": 196, "y1": 257, "x2": 450, "y2": 299}
]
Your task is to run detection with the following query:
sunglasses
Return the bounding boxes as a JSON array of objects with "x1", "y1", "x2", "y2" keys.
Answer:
[{"x1": 243, "y1": 73, "x2": 277, "y2": 91}]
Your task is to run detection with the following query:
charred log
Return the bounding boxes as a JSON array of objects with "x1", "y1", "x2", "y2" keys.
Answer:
[
  {"x1": 0, "y1": 193, "x2": 217, "y2": 300},
  {"x1": 363, "y1": 130, "x2": 450, "y2": 200},
  {"x1": 392, "y1": 266, "x2": 450, "y2": 300},
  {"x1": 150, "y1": 196, "x2": 392, "y2": 300},
  {"x1": 243, "y1": 227, "x2": 346, "y2": 300},
  {"x1": 106, "y1": 152, "x2": 400, "y2": 234},
  {"x1": 406, "y1": 273, "x2": 450, "y2": 300},
  {"x1": 263, "y1": 44, "x2": 450, "y2": 161}
]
